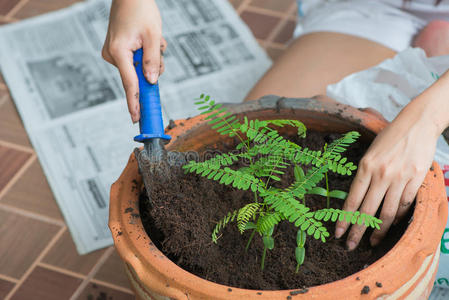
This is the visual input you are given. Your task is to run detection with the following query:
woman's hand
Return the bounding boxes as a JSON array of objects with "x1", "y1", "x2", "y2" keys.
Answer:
[
  {"x1": 334, "y1": 76, "x2": 449, "y2": 250},
  {"x1": 102, "y1": 0, "x2": 166, "y2": 123}
]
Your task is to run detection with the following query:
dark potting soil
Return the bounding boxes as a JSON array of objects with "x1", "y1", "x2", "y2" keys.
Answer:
[{"x1": 139, "y1": 130, "x2": 411, "y2": 290}]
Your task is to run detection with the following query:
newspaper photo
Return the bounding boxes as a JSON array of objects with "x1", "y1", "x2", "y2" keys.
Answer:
[{"x1": 0, "y1": 0, "x2": 271, "y2": 254}]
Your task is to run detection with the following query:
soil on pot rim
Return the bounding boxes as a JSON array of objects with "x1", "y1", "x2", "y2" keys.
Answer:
[{"x1": 138, "y1": 130, "x2": 411, "y2": 290}]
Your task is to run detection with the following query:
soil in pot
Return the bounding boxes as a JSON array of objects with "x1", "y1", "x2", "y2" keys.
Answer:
[{"x1": 138, "y1": 130, "x2": 411, "y2": 290}]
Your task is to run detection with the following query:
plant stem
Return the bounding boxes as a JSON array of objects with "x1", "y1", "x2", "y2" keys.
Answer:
[
  {"x1": 323, "y1": 143, "x2": 330, "y2": 209},
  {"x1": 261, "y1": 246, "x2": 267, "y2": 270},
  {"x1": 295, "y1": 263, "x2": 300, "y2": 273},
  {"x1": 246, "y1": 229, "x2": 256, "y2": 251},
  {"x1": 325, "y1": 171, "x2": 330, "y2": 209}
]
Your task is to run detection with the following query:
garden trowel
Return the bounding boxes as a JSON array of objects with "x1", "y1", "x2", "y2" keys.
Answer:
[{"x1": 132, "y1": 48, "x2": 185, "y2": 191}]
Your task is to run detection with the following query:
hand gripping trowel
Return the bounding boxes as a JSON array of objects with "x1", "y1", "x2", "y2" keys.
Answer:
[{"x1": 132, "y1": 48, "x2": 185, "y2": 192}]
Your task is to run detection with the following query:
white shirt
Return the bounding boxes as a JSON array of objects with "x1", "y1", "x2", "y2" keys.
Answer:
[{"x1": 294, "y1": 0, "x2": 449, "y2": 51}]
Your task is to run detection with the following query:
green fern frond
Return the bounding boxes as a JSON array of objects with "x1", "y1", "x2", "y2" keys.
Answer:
[
  {"x1": 239, "y1": 155, "x2": 288, "y2": 179},
  {"x1": 323, "y1": 131, "x2": 360, "y2": 160},
  {"x1": 237, "y1": 203, "x2": 260, "y2": 233},
  {"x1": 290, "y1": 147, "x2": 324, "y2": 167},
  {"x1": 262, "y1": 190, "x2": 330, "y2": 241},
  {"x1": 183, "y1": 162, "x2": 266, "y2": 193},
  {"x1": 327, "y1": 154, "x2": 358, "y2": 175},
  {"x1": 264, "y1": 119, "x2": 307, "y2": 138},
  {"x1": 313, "y1": 208, "x2": 382, "y2": 229},
  {"x1": 287, "y1": 164, "x2": 329, "y2": 199},
  {"x1": 195, "y1": 94, "x2": 241, "y2": 137},
  {"x1": 182, "y1": 152, "x2": 243, "y2": 176},
  {"x1": 256, "y1": 211, "x2": 283, "y2": 234},
  {"x1": 238, "y1": 118, "x2": 325, "y2": 168},
  {"x1": 212, "y1": 210, "x2": 238, "y2": 243}
]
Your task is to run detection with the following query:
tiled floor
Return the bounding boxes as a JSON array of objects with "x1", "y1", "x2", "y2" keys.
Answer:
[{"x1": 0, "y1": 0, "x2": 297, "y2": 299}]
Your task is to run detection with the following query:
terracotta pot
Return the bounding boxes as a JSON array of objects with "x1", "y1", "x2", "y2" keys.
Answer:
[{"x1": 109, "y1": 95, "x2": 447, "y2": 299}]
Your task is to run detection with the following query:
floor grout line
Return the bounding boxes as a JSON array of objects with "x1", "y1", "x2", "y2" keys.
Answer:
[
  {"x1": 236, "y1": 0, "x2": 251, "y2": 14},
  {"x1": 265, "y1": 41, "x2": 288, "y2": 50},
  {"x1": 0, "y1": 153, "x2": 36, "y2": 201},
  {"x1": 255, "y1": 38, "x2": 266, "y2": 49},
  {"x1": 5, "y1": 0, "x2": 29, "y2": 18},
  {"x1": 0, "y1": 15, "x2": 19, "y2": 23},
  {"x1": 90, "y1": 278, "x2": 134, "y2": 295},
  {"x1": 0, "y1": 274, "x2": 19, "y2": 284},
  {"x1": 38, "y1": 263, "x2": 86, "y2": 280},
  {"x1": 286, "y1": 1, "x2": 299, "y2": 24},
  {"x1": 287, "y1": 1, "x2": 299, "y2": 17},
  {"x1": 263, "y1": 1, "x2": 297, "y2": 47},
  {"x1": 0, "y1": 203, "x2": 65, "y2": 227},
  {"x1": 0, "y1": 140, "x2": 34, "y2": 154},
  {"x1": 69, "y1": 247, "x2": 115, "y2": 300},
  {"x1": 4, "y1": 226, "x2": 67, "y2": 300},
  {"x1": 288, "y1": 14, "x2": 298, "y2": 21}
]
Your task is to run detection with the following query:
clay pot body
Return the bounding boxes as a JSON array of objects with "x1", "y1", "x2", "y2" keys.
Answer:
[{"x1": 109, "y1": 95, "x2": 447, "y2": 299}]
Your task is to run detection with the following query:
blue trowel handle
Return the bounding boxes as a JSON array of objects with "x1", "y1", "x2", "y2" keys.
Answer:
[{"x1": 133, "y1": 48, "x2": 171, "y2": 143}]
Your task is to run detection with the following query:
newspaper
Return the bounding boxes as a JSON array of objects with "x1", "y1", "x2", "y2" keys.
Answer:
[{"x1": 0, "y1": 0, "x2": 271, "y2": 254}]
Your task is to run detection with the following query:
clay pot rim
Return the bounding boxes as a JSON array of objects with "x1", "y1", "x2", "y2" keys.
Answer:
[{"x1": 110, "y1": 95, "x2": 447, "y2": 298}]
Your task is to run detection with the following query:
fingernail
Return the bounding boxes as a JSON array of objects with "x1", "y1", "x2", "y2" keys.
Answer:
[
  {"x1": 150, "y1": 72, "x2": 158, "y2": 84},
  {"x1": 347, "y1": 240, "x2": 357, "y2": 251},
  {"x1": 145, "y1": 72, "x2": 151, "y2": 82},
  {"x1": 335, "y1": 227, "x2": 344, "y2": 239}
]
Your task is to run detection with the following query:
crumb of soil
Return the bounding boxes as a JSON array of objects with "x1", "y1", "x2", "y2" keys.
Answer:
[
  {"x1": 361, "y1": 285, "x2": 370, "y2": 294},
  {"x1": 168, "y1": 119, "x2": 176, "y2": 129},
  {"x1": 376, "y1": 282, "x2": 383, "y2": 288},
  {"x1": 139, "y1": 131, "x2": 411, "y2": 290},
  {"x1": 290, "y1": 288, "x2": 308, "y2": 295}
]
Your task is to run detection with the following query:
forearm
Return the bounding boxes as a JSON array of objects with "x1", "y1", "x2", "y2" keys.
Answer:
[
  {"x1": 387, "y1": 70, "x2": 449, "y2": 144},
  {"x1": 403, "y1": 70, "x2": 449, "y2": 136}
]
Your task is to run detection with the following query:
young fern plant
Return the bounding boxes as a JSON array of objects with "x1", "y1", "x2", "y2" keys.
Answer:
[{"x1": 183, "y1": 94, "x2": 383, "y2": 271}]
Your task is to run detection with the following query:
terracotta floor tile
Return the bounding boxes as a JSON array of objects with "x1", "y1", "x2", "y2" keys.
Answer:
[
  {"x1": 14, "y1": 0, "x2": 81, "y2": 19},
  {"x1": 249, "y1": 0, "x2": 295, "y2": 12},
  {"x1": 0, "y1": 279, "x2": 15, "y2": 300},
  {"x1": 1, "y1": 160, "x2": 64, "y2": 220},
  {"x1": 0, "y1": 0, "x2": 20, "y2": 16},
  {"x1": 240, "y1": 11, "x2": 281, "y2": 40},
  {"x1": 42, "y1": 231, "x2": 106, "y2": 275},
  {"x1": 94, "y1": 249, "x2": 131, "y2": 289},
  {"x1": 0, "y1": 95, "x2": 33, "y2": 147},
  {"x1": 274, "y1": 20, "x2": 296, "y2": 44},
  {"x1": 0, "y1": 210, "x2": 61, "y2": 279},
  {"x1": 11, "y1": 266, "x2": 82, "y2": 300},
  {"x1": 266, "y1": 46, "x2": 286, "y2": 61},
  {"x1": 0, "y1": 145, "x2": 31, "y2": 192},
  {"x1": 75, "y1": 282, "x2": 134, "y2": 300}
]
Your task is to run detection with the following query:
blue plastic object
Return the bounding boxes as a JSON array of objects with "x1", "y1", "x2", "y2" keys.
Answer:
[{"x1": 133, "y1": 48, "x2": 171, "y2": 143}]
